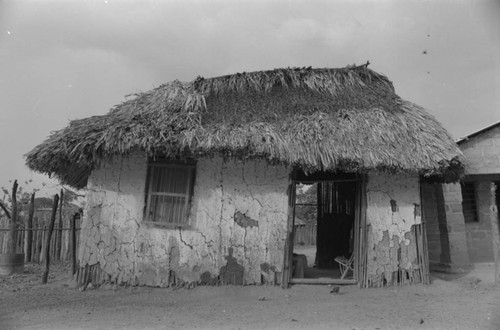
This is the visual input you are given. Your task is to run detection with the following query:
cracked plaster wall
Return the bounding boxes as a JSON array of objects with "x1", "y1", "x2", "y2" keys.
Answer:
[
  {"x1": 366, "y1": 172, "x2": 422, "y2": 285},
  {"x1": 78, "y1": 152, "x2": 290, "y2": 286}
]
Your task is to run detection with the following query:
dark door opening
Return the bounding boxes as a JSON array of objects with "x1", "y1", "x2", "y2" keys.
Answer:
[
  {"x1": 291, "y1": 173, "x2": 360, "y2": 284},
  {"x1": 316, "y1": 181, "x2": 356, "y2": 268}
]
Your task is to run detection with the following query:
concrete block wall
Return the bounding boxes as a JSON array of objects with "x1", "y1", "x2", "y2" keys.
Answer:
[
  {"x1": 465, "y1": 181, "x2": 494, "y2": 262},
  {"x1": 460, "y1": 125, "x2": 500, "y2": 174},
  {"x1": 422, "y1": 182, "x2": 470, "y2": 270},
  {"x1": 441, "y1": 183, "x2": 470, "y2": 268},
  {"x1": 459, "y1": 125, "x2": 499, "y2": 263}
]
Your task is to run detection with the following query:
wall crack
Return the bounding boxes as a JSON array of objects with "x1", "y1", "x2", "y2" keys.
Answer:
[{"x1": 178, "y1": 228, "x2": 194, "y2": 249}]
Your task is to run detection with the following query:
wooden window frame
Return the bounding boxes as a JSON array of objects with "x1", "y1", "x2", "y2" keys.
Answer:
[{"x1": 143, "y1": 159, "x2": 196, "y2": 229}]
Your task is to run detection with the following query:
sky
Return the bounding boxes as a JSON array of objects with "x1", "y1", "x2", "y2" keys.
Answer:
[{"x1": 0, "y1": 0, "x2": 499, "y2": 196}]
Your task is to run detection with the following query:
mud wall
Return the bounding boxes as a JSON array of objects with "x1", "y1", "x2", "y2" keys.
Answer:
[
  {"x1": 366, "y1": 172, "x2": 423, "y2": 287},
  {"x1": 78, "y1": 153, "x2": 290, "y2": 287}
]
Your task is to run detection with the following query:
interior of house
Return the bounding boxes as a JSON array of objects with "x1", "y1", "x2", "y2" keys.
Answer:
[{"x1": 292, "y1": 176, "x2": 358, "y2": 282}]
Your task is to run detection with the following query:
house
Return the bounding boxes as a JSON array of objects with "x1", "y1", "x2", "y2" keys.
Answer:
[
  {"x1": 423, "y1": 121, "x2": 500, "y2": 271},
  {"x1": 25, "y1": 65, "x2": 464, "y2": 288}
]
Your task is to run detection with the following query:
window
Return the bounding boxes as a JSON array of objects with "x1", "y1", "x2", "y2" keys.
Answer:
[
  {"x1": 461, "y1": 182, "x2": 478, "y2": 223},
  {"x1": 144, "y1": 160, "x2": 196, "y2": 227}
]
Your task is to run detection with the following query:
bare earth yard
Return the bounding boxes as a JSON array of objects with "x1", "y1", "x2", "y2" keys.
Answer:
[{"x1": 1, "y1": 262, "x2": 499, "y2": 330}]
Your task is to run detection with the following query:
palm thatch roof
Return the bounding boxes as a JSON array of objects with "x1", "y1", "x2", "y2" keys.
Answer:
[{"x1": 25, "y1": 64, "x2": 464, "y2": 189}]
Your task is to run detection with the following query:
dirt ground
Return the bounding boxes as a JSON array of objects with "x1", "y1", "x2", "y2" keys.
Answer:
[{"x1": 1, "y1": 262, "x2": 499, "y2": 330}]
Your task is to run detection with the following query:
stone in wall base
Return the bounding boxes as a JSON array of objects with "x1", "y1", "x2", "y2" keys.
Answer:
[{"x1": 429, "y1": 262, "x2": 473, "y2": 274}]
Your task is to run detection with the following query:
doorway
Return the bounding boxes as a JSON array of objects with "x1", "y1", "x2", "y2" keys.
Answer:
[{"x1": 290, "y1": 172, "x2": 362, "y2": 284}]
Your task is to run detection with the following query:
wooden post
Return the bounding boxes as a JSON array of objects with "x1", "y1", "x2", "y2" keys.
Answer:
[
  {"x1": 25, "y1": 192, "x2": 35, "y2": 262},
  {"x1": 56, "y1": 189, "x2": 63, "y2": 261},
  {"x1": 281, "y1": 179, "x2": 296, "y2": 288},
  {"x1": 358, "y1": 176, "x2": 368, "y2": 288},
  {"x1": 34, "y1": 217, "x2": 40, "y2": 263},
  {"x1": 42, "y1": 194, "x2": 59, "y2": 284},
  {"x1": 9, "y1": 180, "x2": 18, "y2": 253},
  {"x1": 490, "y1": 182, "x2": 500, "y2": 288},
  {"x1": 33, "y1": 217, "x2": 38, "y2": 262},
  {"x1": 418, "y1": 182, "x2": 430, "y2": 285},
  {"x1": 353, "y1": 180, "x2": 361, "y2": 283},
  {"x1": 71, "y1": 213, "x2": 78, "y2": 275}
]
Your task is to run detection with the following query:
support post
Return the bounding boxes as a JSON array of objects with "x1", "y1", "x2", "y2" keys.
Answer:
[
  {"x1": 490, "y1": 182, "x2": 500, "y2": 287},
  {"x1": 9, "y1": 180, "x2": 18, "y2": 253},
  {"x1": 25, "y1": 192, "x2": 35, "y2": 262},
  {"x1": 437, "y1": 183, "x2": 470, "y2": 271},
  {"x1": 281, "y1": 179, "x2": 296, "y2": 288},
  {"x1": 71, "y1": 212, "x2": 78, "y2": 275},
  {"x1": 42, "y1": 194, "x2": 59, "y2": 284},
  {"x1": 56, "y1": 189, "x2": 63, "y2": 261}
]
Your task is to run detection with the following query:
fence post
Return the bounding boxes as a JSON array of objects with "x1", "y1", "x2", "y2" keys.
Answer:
[
  {"x1": 25, "y1": 192, "x2": 35, "y2": 262},
  {"x1": 9, "y1": 180, "x2": 18, "y2": 253},
  {"x1": 42, "y1": 194, "x2": 59, "y2": 284},
  {"x1": 71, "y1": 212, "x2": 78, "y2": 275},
  {"x1": 56, "y1": 189, "x2": 63, "y2": 261}
]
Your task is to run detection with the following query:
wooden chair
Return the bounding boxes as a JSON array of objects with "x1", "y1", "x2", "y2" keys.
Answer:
[{"x1": 334, "y1": 254, "x2": 354, "y2": 279}]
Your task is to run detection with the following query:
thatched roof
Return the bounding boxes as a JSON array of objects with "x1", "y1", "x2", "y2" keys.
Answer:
[{"x1": 25, "y1": 65, "x2": 464, "y2": 189}]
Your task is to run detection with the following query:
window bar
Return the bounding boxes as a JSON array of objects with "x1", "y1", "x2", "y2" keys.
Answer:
[
  {"x1": 183, "y1": 169, "x2": 192, "y2": 225},
  {"x1": 169, "y1": 169, "x2": 176, "y2": 225},
  {"x1": 165, "y1": 196, "x2": 171, "y2": 223},
  {"x1": 174, "y1": 196, "x2": 180, "y2": 225},
  {"x1": 155, "y1": 165, "x2": 163, "y2": 193},
  {"x1": 146, "y1": 166, "x2": 155, "y2": 222}
]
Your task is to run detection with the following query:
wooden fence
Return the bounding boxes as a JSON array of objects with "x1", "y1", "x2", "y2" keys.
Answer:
[
  {"x1": 294, "y1": 224, "x2": 317, "y2": 245},
  {"x1": 0, "y1": 207, "x2": 81, "y2": 263}
]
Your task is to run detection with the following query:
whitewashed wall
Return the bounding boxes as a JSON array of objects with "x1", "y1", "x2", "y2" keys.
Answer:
[
  {"x1": 365, "y1": 172, "x2": 422, "y2": 286},
  {"x1": 78, "y1": 153, "x2": 290, "y2": 287}
]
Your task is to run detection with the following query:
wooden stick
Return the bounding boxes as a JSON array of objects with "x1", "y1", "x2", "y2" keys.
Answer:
[
  {"x1": 281, "y1": 179, "x2": 296, "y2": 288},
  {"x1": 9, "y1": 180, "x2": 18, "y2": 253},
  {"x1": 36, "y1": 220, "x2": 42, "y2": 263},
  {"x1": 84, "y1": 264, "x2": 89, "y2": 286},
  {"x1": 56, "y1": 189, "x2": 63, "y2": 261},
  {"x1": 17, "y1": 230, "x2": 23, "y2": 254},
  {"x1": 71, "y1": 213, "x2": 77, "y2": 275},
  {"x1": 42, "y1": 194, "x2": 59, "y2": 284},
  {"x1": 359, "y1": 176, "x2": 368, "y2": 288},
  {"x1": 422, "y1": 223, "x2": 430, "y2": 284},
  {"x1": 33, "y1": 219, "x2": 39, "y2": 263},
  {"x1": 26, "y1": 192, "x2": 35, "y2": 262},
  {"x1": 0, "y1": 201, "x2": 11, "y2": 219}
]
